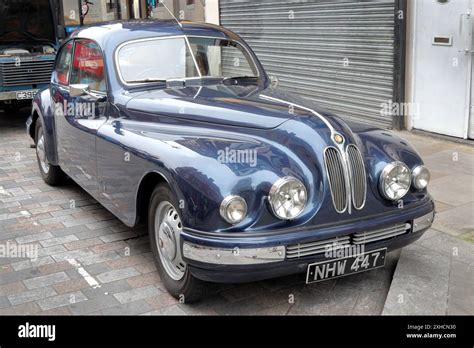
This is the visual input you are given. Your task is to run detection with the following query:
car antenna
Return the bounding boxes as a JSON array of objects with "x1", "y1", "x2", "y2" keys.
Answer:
[{"x1": 158, "y1": 0, "x2": 183, "y2": 28}]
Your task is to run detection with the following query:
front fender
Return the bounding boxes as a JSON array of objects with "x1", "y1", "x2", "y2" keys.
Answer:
[{"x1": 98, "y1": 118, "x2": 310, "y2": 231}]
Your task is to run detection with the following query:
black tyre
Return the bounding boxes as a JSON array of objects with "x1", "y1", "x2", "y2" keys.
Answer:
[
  {"x1": 148, "y1": 183, "x2": 208, "y2": 303},
  {"x1": 35, "y1": 119, "x2": 66, "y2": 186}
]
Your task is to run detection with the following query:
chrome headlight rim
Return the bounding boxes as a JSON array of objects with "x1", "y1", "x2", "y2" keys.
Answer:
[
  {"x1": 379, "y1": 161, "x2": 411, "y2": 201},
  {"x1": 412, "y1": 165, "x2": 430, "y2": 190},
  {"x1": 219, "y1": 195, "x2": 247, "y2": 225},
  {"x1": 269, "y1": 176, "x2": 308, "y2": 220}
]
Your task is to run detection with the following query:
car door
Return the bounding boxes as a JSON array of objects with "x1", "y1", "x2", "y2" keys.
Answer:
[{"x1": 53, "y1": 39, "x2": 108, "y2": 197}]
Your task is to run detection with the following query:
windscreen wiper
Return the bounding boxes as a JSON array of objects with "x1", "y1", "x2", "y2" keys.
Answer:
[
  {"x1": 221, "y1": 76, "x2": 259, "y2": 84},
  {"x1": 126, "y1": 79, "x2": 168, "y2": 84}
]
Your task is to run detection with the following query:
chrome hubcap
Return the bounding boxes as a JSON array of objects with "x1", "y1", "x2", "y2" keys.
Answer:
[
  {"x1": 36, "y1": 130, "x2": 50, "y2": 174},
  {"x1": 154, "y1": 201, "x2": 186, "y2": 280}
]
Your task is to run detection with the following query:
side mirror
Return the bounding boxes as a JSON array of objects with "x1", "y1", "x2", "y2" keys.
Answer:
[
  {"x1": 70, "y1": 84, "x2": 90, "y2": 97},
  {"x1": 269, "y1": 75, "x2": 279, "y2": 89}
]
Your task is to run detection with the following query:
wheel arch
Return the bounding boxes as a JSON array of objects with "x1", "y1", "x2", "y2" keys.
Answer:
[
  {"x1": 31, "y1": 90, "x2": 59, "y2": 165},
  {"x1": 135, "y1": 170, "x2": 182, "y2": 226}
]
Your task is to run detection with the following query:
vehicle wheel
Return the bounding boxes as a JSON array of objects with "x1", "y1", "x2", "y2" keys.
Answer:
[
  {"x1": 35, "y1": 119, "x2": 65, "y2": 186},
  {"x1": 148, "y1": 184, "x2": 208, "y2": 303}
]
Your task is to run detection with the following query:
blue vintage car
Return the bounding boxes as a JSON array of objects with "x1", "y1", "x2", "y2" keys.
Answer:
[{"x1": 27, "y1": 20, "x2": 434, "y2": 302}]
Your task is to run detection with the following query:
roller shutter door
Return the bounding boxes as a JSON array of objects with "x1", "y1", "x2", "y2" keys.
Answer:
[{"x1": 219, "y1": 0, "x2": 398, "y2": 128}]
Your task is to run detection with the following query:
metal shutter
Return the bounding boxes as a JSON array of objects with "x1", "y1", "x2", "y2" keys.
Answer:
[{"x1": 219, "y1": 0, "x2": 397, "y2": 128}]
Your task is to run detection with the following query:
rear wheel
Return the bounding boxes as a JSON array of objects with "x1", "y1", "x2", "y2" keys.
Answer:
[
  {"x1": 35, "y1": 119, "x2": 65, "y2": 186},
  {"x1": 148, "y1": 183, "x2": 208, "y2": 303}
]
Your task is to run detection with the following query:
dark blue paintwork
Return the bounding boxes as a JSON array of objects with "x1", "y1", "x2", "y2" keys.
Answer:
[{"x1": 27, "y1": 20, "x2": 434, "y2": 283}]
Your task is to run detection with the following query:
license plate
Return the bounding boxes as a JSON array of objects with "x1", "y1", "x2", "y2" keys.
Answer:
[
  {"x1": 306, "y1": 248, "x2": 387, "y2": 284},
  {"x1": 16, "y1": 90, "x2": 38, "y2": 100}
]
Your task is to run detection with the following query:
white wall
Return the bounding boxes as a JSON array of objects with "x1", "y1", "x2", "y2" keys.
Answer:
[{"x1": 205, "y1": 0, "x2": 220, "y2": 25}]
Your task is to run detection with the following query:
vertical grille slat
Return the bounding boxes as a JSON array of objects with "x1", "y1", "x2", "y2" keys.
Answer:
[
  {"x1": 324, "y1": 147, "x2": 348, "y2": 213},
  {"x1": 347, "y1": 144, "x2": 367, "y2": 209},
  {"x1": 324, "y1": 144, "x2": 367, "y2": 214}
]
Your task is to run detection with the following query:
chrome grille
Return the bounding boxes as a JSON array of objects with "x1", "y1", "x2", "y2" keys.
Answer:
[
  {"x1": 0, "y1": 60, "x2": 54, "y2": 87},
  {"x1": 346, "y1": 144, "x2": 367, "y2": 210},
  {"x1": 324, "y1": 147, "x2": 348, "y2": 213},
  {"x1": 286, "y1": 223, "x2": 411, "y2": 259},
  {"x1": 352, "y1": 223, "x2": 411, "y2": 245},
  {"x1": 286, "y1": 236, "x2": 350, "y2": 259}
]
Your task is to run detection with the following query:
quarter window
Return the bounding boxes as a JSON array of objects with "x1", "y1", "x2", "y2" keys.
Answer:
[
  {"x1": 54, "y1": 41, "x2": 73, "y2": 85},
  {"x1": 70, "y1": 40, "x2": 106, "y2": 92}
]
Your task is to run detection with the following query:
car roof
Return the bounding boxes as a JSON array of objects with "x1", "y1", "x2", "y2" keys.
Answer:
[{"x1": 70, "y1": 19, "x2": 241, "y2": 50}]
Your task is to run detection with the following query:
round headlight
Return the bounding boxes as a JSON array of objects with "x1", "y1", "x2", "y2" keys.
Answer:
[
  {"x1": 269, "y1": 176, "x2": 307, "y2": 220},
  {"x1": 220, "y1": 195, "x2": 247, "y2": 224},
  {"x1": 379, "y1": 162, "x2": 411, "y2": 201},
  {"x1": 412, "y1": 165, "x2": 430, "y2": 190}
]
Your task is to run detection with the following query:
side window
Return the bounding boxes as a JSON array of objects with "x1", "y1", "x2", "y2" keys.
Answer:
[
  {"x1": 54, "y1": 42, "x2": 73, "y2": 85},
  {"x1": 70, "y1": 40, "x2": 106, "y2": 93}
]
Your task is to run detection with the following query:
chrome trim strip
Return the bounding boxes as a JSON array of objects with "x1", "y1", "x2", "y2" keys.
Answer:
[
  {"x1": 183, "y1": 242, "x2": 285, "y2": 265},
  {"x1": 413, "y1": 211, "x2": 434, "y2": 232},
  {"x1": 184, "y1": 34, "x2": 202, "y2": 78}
]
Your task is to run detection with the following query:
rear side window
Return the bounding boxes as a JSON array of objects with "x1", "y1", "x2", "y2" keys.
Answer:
[
  {"x1": 53, "y1": 42, "x2": 73, "y2": 85},
  {"x1": 70, "y1": 40, "x2": 106, "y2": 92}
]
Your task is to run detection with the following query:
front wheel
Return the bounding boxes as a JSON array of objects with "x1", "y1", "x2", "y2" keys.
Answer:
[
  {"x1": 148, "y1": 184, "x2": 208, "y2": 303},
  {"x1": 35, "y1": 120, "x2": 65, "y2": 186}
]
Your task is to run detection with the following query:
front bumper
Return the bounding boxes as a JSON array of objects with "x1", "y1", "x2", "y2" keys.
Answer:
[
  {"x1": 181, "y1": 199, "x2": 435, "y2": 283},
  {"x1": 0, "y1": 90, "x2": 38, "y2": 101}
]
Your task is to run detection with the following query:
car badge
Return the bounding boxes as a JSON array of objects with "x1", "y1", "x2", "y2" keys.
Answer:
[{"x1": 334, "y1": 134, "x2": 344, "y2": 144}]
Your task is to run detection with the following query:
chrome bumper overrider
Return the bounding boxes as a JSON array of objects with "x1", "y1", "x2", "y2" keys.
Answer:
[
  {"x1": 184, "y1": 211, "x2": 434, "y2": 265},
  {"x1": 183, "y1": 243, "x2": 286, "y2": 265},
  {"x1": 413, "y1": 211, "x2": 434, "y2": 232}
]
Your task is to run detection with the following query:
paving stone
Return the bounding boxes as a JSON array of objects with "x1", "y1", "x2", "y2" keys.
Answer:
[
  {"x1": 8, "y1": 287, "x2": 57, "y2": 306},
  {"x1": 432, "y1": 202, "x2": 474, "y2": 236},
  {"x1": 23, "y1": 271, "x2": 70, "y2": 290},
  {"x1": 36, "y1": 291, "x2": 87, "y2": 311},
  {"x1": 447, "y1": 260, "x2": 474, "y2": 315},
  {"x1": 100, "y1": 299, "x2": 153, "y2": 315},
  {"x1": 53, "y1": 278, "x2": 90, "y2": 295},
  {"x1": 0, "y1": 301, "x2": 41, "y2": 315},
  {"x1": 15, "y1": 232, "x2": 53, "y2": 244},
  {"x1": 96, "y1": 267, "x2": 141, "y2": 284},
  {"x1": 113, "y1": 285, "x2": 161, "y2": 304},
  {"x1": 143, "y1": 305, "x2": 187, "y2": 315},
  {"x1": 82, "y1": 280, "x2": 132, "y2": 298},
  {"x1": 69, "y1": 294, "x2": 120, "y2": 315},
  {"x1": 99, "y1": 231, "x2": 138, "y2": 243},
  {"x1": 107, "y1": 254, "x2": 149, "y2": 270},
  {"x1": 51, "y1": 248, "x2": 95, "y2": 262},
  {"x1": 429, "y1": 173, "x2": 474, "y2": 207},
  {"x1": 126, "y1": 272, "x2": 161, "y2": 288},
  {"x1": 64, "y1": 237, "x2": 103, "y2": 250},
  {"x1": 11, "y1": 256, "x2": 55, "y2": 271},
  {"x1": 39, "y1": 235, "x2": 79, "y2": 248},
  {"x1": 0, "y1": 281, "x2": 27, "y2": 296},
  {"x1": 383, "y1": 244, "x2": 450, "y2": 315}
]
